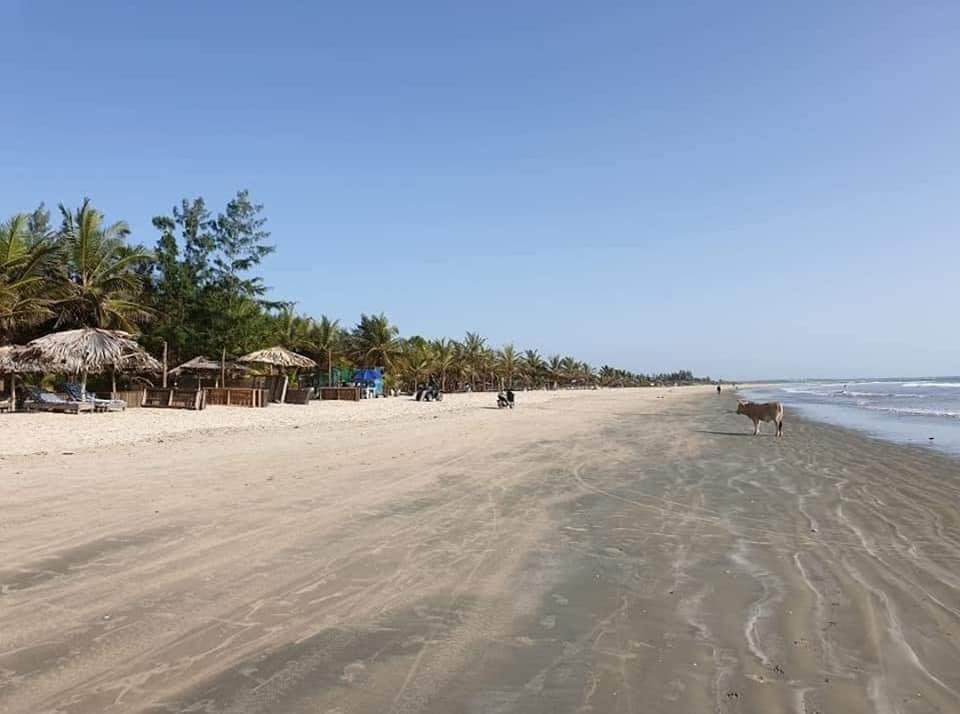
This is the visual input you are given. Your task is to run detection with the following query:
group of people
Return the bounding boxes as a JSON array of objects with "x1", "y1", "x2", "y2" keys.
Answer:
[{"x1": 497, "y1": 389, "x2": 515, "y2": 409}]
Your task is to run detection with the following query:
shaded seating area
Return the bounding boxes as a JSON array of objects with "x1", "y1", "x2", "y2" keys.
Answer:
[
  {"x1": 237, "y1": 346, "x2": 316, "y2": 404},
  {"x1": 4, "y1": 329, "x2": 162, "y2": 415},
  {"x1": 22, "y1": 385, "x2": 95, "y2": 414},
  {"x1": 64, "y1": 383, "x2": 127, "y2": 412}
]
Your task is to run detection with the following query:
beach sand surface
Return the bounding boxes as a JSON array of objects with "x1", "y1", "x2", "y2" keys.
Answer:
[{"x1": 2, "y1": 387, "x2": 960, "y2": 713}]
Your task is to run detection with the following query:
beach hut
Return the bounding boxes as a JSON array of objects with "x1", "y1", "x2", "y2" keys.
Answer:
[
  {"x1": 238, "y1": 346, "x2": 316, "y2": 403},
  {"x1": 17, "y1": 328, "x2": 158, "y2": 400}
]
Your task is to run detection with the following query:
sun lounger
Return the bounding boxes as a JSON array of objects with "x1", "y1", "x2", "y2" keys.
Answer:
[
  {"x1": 23, "y1": 386, "x2": 94, "y2": 414},
  {"x1": 64, "y1": 383, "x2": 126, "y2": 412}
]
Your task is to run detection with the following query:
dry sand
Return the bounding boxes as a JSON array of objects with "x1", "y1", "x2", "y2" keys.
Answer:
[
  {"x1": 0, "y1": 391, "x2": 567, "y2": 457},
  {"x1": 2, "y1": 386, "x2": 960, "y2": 713}
]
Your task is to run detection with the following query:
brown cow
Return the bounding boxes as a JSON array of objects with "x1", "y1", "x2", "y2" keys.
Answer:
[{"x1": 736, "y1": 400, "x2": 784, "y2": 437}]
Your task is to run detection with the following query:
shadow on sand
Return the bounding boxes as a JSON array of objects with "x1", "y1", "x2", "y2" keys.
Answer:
[{"x1": 695, "y1": 429, "x2": 758, "y2": 437}]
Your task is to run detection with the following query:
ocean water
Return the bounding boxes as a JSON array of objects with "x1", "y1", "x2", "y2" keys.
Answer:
[{"x1": 740, "y1": 378, "x2": 960, "y2": 455}]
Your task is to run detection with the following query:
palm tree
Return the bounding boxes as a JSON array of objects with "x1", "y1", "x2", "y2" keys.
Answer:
[
  {"x1": 461, "y1": 332, "x2": 486, "y2": 391},
  {"x1": 498, "y1": 343, "x2": 518, "y2": 388},
  {"x1": 308, "y1": 315, "x2": 343, "y2": 386},
  {"x1": 54, "y1": 199, "x2": 151, "y2": 330},
  {"x1": 0, "y1": 214, "x2": 55, "y2": 339},
  {"x1": 351, "y1": 313, "x2": 400, "y2": 369},
  {"x1": 560, "y1": 356, "x2": 578, "y2": 387},
  {"x1": 548, "y1": 354, "x2": 564, "y2": 390},
  {"x1": 274, "y1": 303, "x2": 314, "y2": 351},
  {"x1": 432, "y1": 338, "x2": 457, "y2": 391},
  {"x1": 522, "y1": 349, "x2": 545, "y2": 389},
  {"x1": 399, "y1": 338, "x2": 435, "y2": 392}
]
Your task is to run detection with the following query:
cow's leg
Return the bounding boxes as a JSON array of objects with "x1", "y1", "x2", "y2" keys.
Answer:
[
  {"x1": 777, "y1": 419, "x2": 783, "y2": 437},
  {"x1": 753, "y1": 419, "x2": 760, "y2": 435}
]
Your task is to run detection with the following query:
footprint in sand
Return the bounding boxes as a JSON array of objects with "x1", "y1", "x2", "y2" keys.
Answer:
[
  {"x1": 340, "y1": 662, "x2": 367, "y2": 685},
  {"x1": 540, "y1": 615, "x2": 556, "y2": 630},
  {"x1": 552, "y1": 593, "x2": 569, "y2": 605},
  {"x1": 663, "y1": 678, "x2": 686, "y2": 701}
]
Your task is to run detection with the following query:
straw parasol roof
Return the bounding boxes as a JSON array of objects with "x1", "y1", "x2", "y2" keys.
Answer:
[
  {"x1": 117, "y1": 349, "x2": 163, "y2": 374},
  {"x1": 168, "y1": 356, "x2": 248, "y2": 376},
  {"x1": 18, "y1": 328, "x2": 154, "y2": 375},
  {"x1": 0, "y1": 346, "x2": 16, "y2": 372},
  {"x1": 1, "y1": 345, "x2": 49, "y2": 373},
  {"x1": 238, "y1": 346, "x2": 316, "y2": 369}
]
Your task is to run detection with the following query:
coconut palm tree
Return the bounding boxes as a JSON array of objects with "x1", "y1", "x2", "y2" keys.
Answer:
[
  {"x1": 54, "y1": 199, "x2": 151, "y2": 330},
  {"x1": 0, "y1": 214, "x2": 55, "y2": 338},
  {"x1": 498, "y1": 343, "x2": 519, "y2": 388},
  {"x1": 351, "y1": 312, "x2": 400, "y2": 369},
  {"x1": 273, "y1": 303, "x2": 314, "y2": 352},
  {"x1": 307, "y1": 315, "x2": 343, "y2": 386},
  {"x1": 522, "y1": 349, "x2": 545, "y2": 389},
  {"x1": 461, "y1": 332, "x2": 487, "y2": 390},
  {"x1": 560, "y1": 356, "x2": 578, "y2": 387},
  {"x1": 399, "y1": 338, "x2": 435, "y2": 392},
  {"x1": 432, "y1": 338, "x2": 457, "y2": 391},
  {"x1": 547, "y1": 354, "x2": 564, "y2": 389}
]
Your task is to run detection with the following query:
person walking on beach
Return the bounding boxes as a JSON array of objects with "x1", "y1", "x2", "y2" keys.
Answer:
[{"x1": 717, "y1": 384, "x2": 722, "y2": 394}]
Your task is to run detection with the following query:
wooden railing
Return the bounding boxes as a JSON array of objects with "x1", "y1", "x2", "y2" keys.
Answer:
[
  {"x1": 203, "y1": 387, "x2": 269, "y2": 408},
  {"x1": 94, "y1": 388, "x2": 145, "y2": 408},
  {"x1": 143, "y1": 388, "x2": 205, "y2": 410},
  {"x1": 284, "y1": 388, "x2": 315, "y2": 405},
  {"x1": 319, "y1": 386, "x2": 361, "y2": 401}
]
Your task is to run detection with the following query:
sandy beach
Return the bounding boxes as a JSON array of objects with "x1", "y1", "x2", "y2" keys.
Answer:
[{"x1": 2, "y1": 386, "x2": 960, "y2": 713}]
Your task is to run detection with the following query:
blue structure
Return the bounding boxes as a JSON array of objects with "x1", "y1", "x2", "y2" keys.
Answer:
[{"x1": 351, "y1": 368, "x2": 384, "y2": 397}]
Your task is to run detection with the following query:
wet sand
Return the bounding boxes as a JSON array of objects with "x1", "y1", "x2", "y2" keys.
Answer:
[{"x1": 2, "y1": 387, "x2": 960, "y2": 713}]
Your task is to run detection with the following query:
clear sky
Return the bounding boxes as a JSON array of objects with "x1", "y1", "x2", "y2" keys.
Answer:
[{"x1": 3, "y1": 1, "x2": 958, "y2": 380}]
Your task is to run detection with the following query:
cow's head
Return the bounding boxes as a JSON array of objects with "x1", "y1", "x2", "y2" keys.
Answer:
[{"x1": 735, "y1": 400, "x2": 746, "y2": 415}]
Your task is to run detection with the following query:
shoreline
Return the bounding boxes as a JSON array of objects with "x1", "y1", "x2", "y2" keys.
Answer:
[{"x1": 737, "y1": 382, "x2": 960, "y2": 456}]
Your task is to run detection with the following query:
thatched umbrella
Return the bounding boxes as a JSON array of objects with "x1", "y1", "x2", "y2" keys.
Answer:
[
  {"x1": 238, "y1": 346, "x2": 316, "y2": 402},
  {"x1": 169, "y1": 356, "x2": 223, "y2": 377},
  {"x1": 1, "y1": 344, "x2": 49, "y2": 374},
  {"x1": 237, "y1": 346, "x2": 317, "y2": 370},
  {"x1": 169, "y1": 355, "x2": 246, "y2": 388},
  {"x1": 118, "y1": 350, "x2": 163, "y2": 374},
  {"x1": 18, "y1": 328, "x2": 157, "y2": 397}
]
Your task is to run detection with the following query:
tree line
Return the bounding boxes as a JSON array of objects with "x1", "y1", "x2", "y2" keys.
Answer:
[{"x1": 1, "y1": 191, "x2": 710, "y2": 391}]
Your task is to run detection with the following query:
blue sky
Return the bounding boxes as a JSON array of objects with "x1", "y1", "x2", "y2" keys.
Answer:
[{"x1": 3, "y1": 1, "x2": 958, "y2": 379}]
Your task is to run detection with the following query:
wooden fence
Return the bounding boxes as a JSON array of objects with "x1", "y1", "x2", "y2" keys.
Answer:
[
  {"x1": 319, "y1": 386, "x2": 361, "y2": 401},
  {"x1": 143, "y1": 388, "x2": 205, "y2": 410},
  {"x1": 94, "y1": 388, "x2": 146, "y2": 408},
  {"x1": 203, "y1": 387, "x2": 269, "y2": 408}
]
